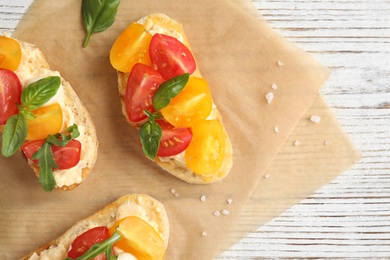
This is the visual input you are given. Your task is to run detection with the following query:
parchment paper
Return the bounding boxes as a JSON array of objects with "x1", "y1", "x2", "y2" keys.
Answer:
[
  {"x1": 0, "y1": 0, "x2": 359, "y2": 259},
  {"x1": 223, "y1": 95, "x2": 361, "y2": 252}
]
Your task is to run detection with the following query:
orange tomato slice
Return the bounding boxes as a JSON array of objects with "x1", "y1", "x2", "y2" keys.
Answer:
[
  {"x1": 160, "y1": 76, "x2": 213, "y2": 128},
  {"x1": 26, "y1": 103, "x2": 63, "y2": 140},
  {"x1": 185, "y1": 120, "x2": 226, "y2": 175},
  {"x1": 110, "y1": 23, "x2": 152, "y2": 72},
  {"x1": 109, "y1": 216, "x2": 166, "y2": 260},
  {"x1": 0, "y1": 36, "x2": 22, "y2": 71}
]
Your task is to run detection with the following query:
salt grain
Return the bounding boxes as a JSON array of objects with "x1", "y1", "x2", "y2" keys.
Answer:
[
  {"x1": 265, "y1": 92, "x2": 274, "y2": 104},
  {"x1": 277, "y1": 60, "x2": 284, "y2": 66},
  {"x1": 170, "y1": 189, "x2": 176, "y2": 194},
  {"x1": 227, "y1": 198, "x2": 233, "y2": 204},
  {"x1": 271, "y1": 83, "x2": 278, "y2": 90},
  {"x1": 325, "y1": 140, "x2": 331, "y2": 145},
  {"x1": 294, "y1": 140, "x2": 301, "y2": 146},
  {"x1": 274, "y1": 126, "x2": 279, "y2": 133},
  {"x1": 221, "y1": 209, "x2": 230, "y2": 215},
  {"x1": 264, "y1": 173, "x2": 271, "y2": 178},
  {"x1": 174, "y1": 192, "x2": 180, "y2": 198},
  {"x1": 202, "y1": 231, "x2": 207, "y2": 237},
  {"x1": 200, "y1": 195, "x2": 207, "y2": 202},
  {"x1": 214, "y1": 211, "x2": 221, "y2": 216},
  {"x1": 310, "y1": 115, "x2": 321, "y2": 123}
]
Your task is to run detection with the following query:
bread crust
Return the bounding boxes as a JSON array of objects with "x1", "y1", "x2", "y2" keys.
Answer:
[
  {"x1": 117, "y1": 13, "x2": 233, "y2": 184},
  {"x1": 1, "y1": 38, "x2": 98, "y2": 191},
  {"x1": 21, "y1": 194, "x2": 169, "y2": 259}
]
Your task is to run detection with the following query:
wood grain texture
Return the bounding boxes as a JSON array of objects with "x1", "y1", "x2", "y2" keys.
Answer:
[{"x1": 1, "y1": 0, "x2": 389, "y2": 258}]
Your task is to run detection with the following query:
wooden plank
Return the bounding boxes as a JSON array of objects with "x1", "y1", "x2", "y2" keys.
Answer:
[{"x1": 1, "y1": 0, "x2": 390, "y2": 258}]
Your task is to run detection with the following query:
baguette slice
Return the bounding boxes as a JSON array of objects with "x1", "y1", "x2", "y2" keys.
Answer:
[
  {"x1": 0, "y1": 37, "x2": 98, "y2": 191},
  {"x1": 22, "y1": 194, "x2": 169, "y2": 259},
  {"x1": 116, "y1": 13, "x2": 233, "y2": 184}
]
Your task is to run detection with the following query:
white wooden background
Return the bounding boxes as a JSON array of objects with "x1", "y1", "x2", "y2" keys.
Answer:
[{"x1": 1, "y1": 0, "x2": 389, "y2": 258}]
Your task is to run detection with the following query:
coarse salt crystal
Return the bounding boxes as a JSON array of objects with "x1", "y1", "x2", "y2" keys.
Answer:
[
  {"x1": 294, "y1": 140, "x2": 301, "y2": 146},
  {"x1": 271, "y1": 83, "x2": 278, "y2": 90},
  {"x1": 310, "y1": 115, "x2": 321, "y2": 123},
  {"x1": 202, "y1": 231, "x2": 207, "y2": 237},
  {"x1": 265, "y1": 92, "x2": 274, "y2": 104},
  {"x1": 200, "y1": 195, "x2": 207, "y2": 202},
  {"x1": 277, "y1": 60, "x2": 284, "y2": 66},
  {"x1": 227, "y1": 198, "x2": 233, "y2": 204},
  {"x1": 221, "y1": 209, "x2": 230, "y2": 215},
  {"x1": 274, "y1": 126, "x2": 279, "y2": 133}
]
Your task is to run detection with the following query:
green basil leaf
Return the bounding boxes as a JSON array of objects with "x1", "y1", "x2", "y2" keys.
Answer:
[
  {"x1": 139, "y1": 119, "x2": 162, "y2": 159},
  {"x1": 1, "y1": 114, "x2": 28, "y2": 157},
  {"x1": 21, "y1": 76, "x2": 61, "y2": 111},
  {"x1": 45, "y1": 124, "x2": 80, "y2": 146},
  {"x1": 82, "y1": 0, "x2": 121, "y2": 47},
  {"x1": 20, "y1": 109, "x2": 35, "y2": 120},
  {"x1": 32, "y1": 142, "x2": 58, "y2": 192},
  {"x1": 152, "y1": 73, "x2": 190, "y2": 111}
]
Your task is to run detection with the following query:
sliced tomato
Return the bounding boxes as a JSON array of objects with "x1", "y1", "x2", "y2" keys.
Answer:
[
  {"x1": 126, "y1": 63, "x2": 164, "y2": 123},
  {"x1": 109, "y1": 216, "x2": 166, "y2": 260},
  {"x1": 21, "y1": 140, "x2": 45, "y2": 164},
  {"x1": 0, "y1": 36, "x2": 22, "y2": 71},
  {"x1": 110, "y1": 22, "x2": 152, "y2": 72},
  {"x1": 184, "y1": 120, "x2": 226, "y2": 175},
  {"x1": 149, "y1": 33, "x2": 196, "y2": 80},
  {"x1": 0, "y1": 69, "x2": 22, "y2": 125},
  {"x1": 67, "y1": 226, "x2": 109, "y2": 259},
  {"x1": 22, "y1": 139, "x2": 82, "y2": 169},
  {"x1": 26, "y1": 103, "x2": 63, "y2": 140},
  {"x1": 160, "y1": 76, "x2": 213, "y2": 128},
  {"x1": 156, "y1": 120, "x2": 192, "y2": 157},
  {"x1": 52, "y1": 139, "x2": 82, "y2": 169}
]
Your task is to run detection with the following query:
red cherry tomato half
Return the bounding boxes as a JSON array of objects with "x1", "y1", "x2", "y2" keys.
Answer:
[
  {"x1": 0, "y1": 69, "x2": 22, "y2": 125},
  {"x1": 52, "y1": 139, "x2": 82, "y2": 169},
  {"x1": 156, "y1": 120, "x2": 192, "y2": 157},
  {"x1": 126, "y1": 63, "x2": 164, "y2": 123},
  {"x1": 149, "y1": 33, "x2": 196, "y2": 80},
  {"x1": 21, "y1": 140, "x2": 45, "y2": 164},
  {"x1": 67, "y1": 226, "x2": 110, "y2": 259},
  {"x1": 22, "y1": 139, "x2": 82, "y2": 169}
]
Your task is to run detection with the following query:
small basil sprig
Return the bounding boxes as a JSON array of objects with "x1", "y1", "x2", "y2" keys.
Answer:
[
  {"x1": 65, "y1": 231, "x2": 122, "y2": 260},
  {"x1": 82, "y1": 0, "x2": 121, "y2": 47},
  {"x1": 139, "y1": 73, "x2": 190, "y2": 159},
  {"x1": 139, "y1": 111, "x2": 163, "y2": 159},
  {"x1": 35, "y1": 124, "x2": 80, "y2": 192},
  {"x1": 153, "y1": 73, "x2": 190, "y2": 111},
  {"x1": 1, "y1": 76, "x2": 61, "y2": 157}
]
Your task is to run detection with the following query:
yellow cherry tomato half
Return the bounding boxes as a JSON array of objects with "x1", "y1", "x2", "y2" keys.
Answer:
[
  {"x1": 109, "y1": 216, "x2": 166, "y2": 260},
  {"x1": 185, "y1": 119, "x2": 225, "y2": 175},
  {"x1": 160, "y1": 76, "x2": 213, "y2": 128},
  {"x1": 0, "y1": 36, "x2": 22, "y2": 71},
  {"x1": 110, "y1": 22, "x2": 152, "y2": 72},
  {"x1": 26, "y1": 103, "x2": 63, "y2": 140}
]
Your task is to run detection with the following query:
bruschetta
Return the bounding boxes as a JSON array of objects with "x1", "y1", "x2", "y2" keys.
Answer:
[
  {"x1": 110, "y1": 13, "x2": 233, "y2": 184},
  {"x1": 0, "y1": 36, "x2": 98, "y2": 191},
  {"x1": 22, "y1": 194, "x2": 169, "y2": 260}
]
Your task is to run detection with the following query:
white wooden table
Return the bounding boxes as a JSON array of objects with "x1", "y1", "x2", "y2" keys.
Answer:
[{"x1": 1, "y1": 0, "x2": 389, "y2": 258}]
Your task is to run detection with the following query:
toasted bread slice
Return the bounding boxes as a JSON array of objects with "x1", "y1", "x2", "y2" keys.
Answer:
[
  {"x1": 1, "y1": 37, "x2": 98, "y2": 190},
  {"x1": 116, "y1": 13, "x2": 233, "y2": 184},
  {"x1": 22, "y1": 194, "x2": 169, "y2": 259}
]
